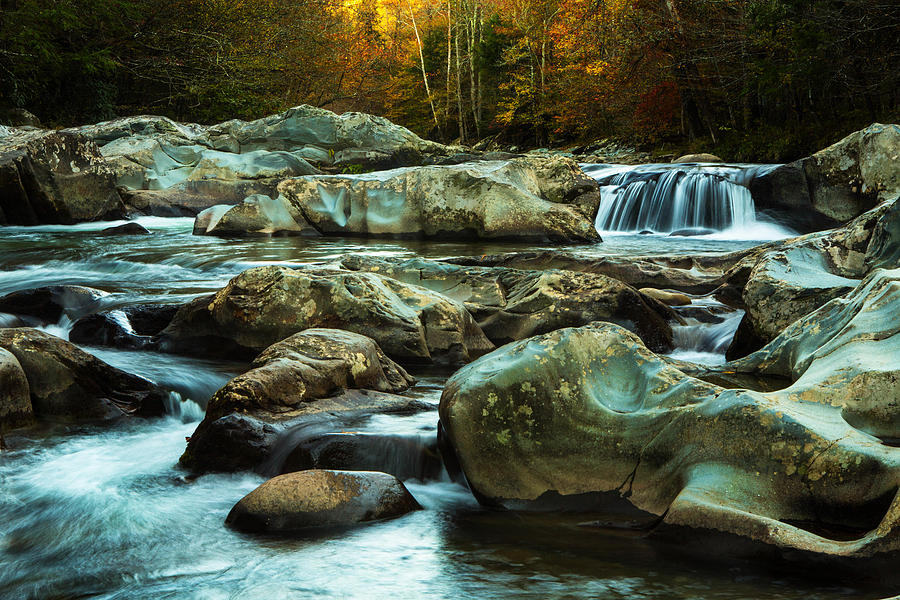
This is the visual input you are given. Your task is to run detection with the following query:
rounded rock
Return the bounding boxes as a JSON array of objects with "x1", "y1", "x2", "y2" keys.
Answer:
[{"x1": 225, "y1": 470, "x2": 421, "y2": 532}]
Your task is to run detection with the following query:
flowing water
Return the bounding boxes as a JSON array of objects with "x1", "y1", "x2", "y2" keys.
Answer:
[
  {"x1": 584, "y1": 163, "x2": 791, "y2": 240},
  {"x1": 0, "y1": 175, "x2": 875, "y2": 598}
]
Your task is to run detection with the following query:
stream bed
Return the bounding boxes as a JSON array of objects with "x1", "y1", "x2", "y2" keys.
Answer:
[{"x1": 0, "y1": 216, "x2": 876, "y2": 599}]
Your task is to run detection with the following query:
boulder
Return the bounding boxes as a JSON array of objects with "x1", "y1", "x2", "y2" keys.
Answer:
[
  {"x1": 0, "y1": 285, "x2": 108, "y2": 324},
  {"x1": 638, "y1": 288, "x2": 692, "y2": 306},
  {"x1": 99, "y1": 222, "x2": 151, "y2": 235},
  {"x1": 751, "y1": 123, "x2": 900, "y2": 229},
  {"x1": 0, "y1": 348, "x2": 32, "y2": 430},
  {"x1": 202, "y1": 329, "x2": 414, "y2": 423},
  {"x1": 193, "y1": 195, "x2": 316, "y2": 237},
  {"x1": 443, "y1": 247, "x2": 768, "y2": 297},
  {"x1": 728, "y1": 198, "x2": 899, "y2": 358},
  {"x1": 672, "y1": 153, "x2": 723, "y2": 163},
  {"x1": 181, "y1": 390, "x2": 430, "y2": 473},
  {"x1": 225, "y1": 470, "x2": 420, "y2": 533},
  {"x1": 341, "y1": 256, "x2": 676, "y2": 352},
  {"x1": 440, "y1": 322, "x2": 900, "y2": 558},
  {"x1": 180, "y1": 328, "x2": 421, "y2": 473},
  {"x1": 70, "y1": 106, "x2": 454, "y2": 212},
  {"x1": 3, "y1": 108, "x2": 41, "y2": 128},
  {"x1": 726, "y1": 267, "x2": 900, "y2": 440},
  {"x1": 158, "y1": 265, "x2": 494, "y2": 365},
  {"x1": 278, "y1": 156, "x2": 602, "y2": 243},
  {"x1": 120, "y1": 188, "x2": 242, "y2": 217},
  {"x1": 0, "y1": 328, "x2": 167, "y2": 420},
  {"x1": 279, "y1": 431, "x2": 443, "y2": 482},
  {"x1": 0, "y1": 130, "x2": 123, "y2": 225},
  {"x1": 70, "y1": 310, "x2": 150, "y2": 349}
]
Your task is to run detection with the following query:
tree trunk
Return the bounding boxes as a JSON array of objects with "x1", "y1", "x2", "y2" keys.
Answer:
[{"x1": 407, "y1": 0, "x2": 439, "y2": 128}]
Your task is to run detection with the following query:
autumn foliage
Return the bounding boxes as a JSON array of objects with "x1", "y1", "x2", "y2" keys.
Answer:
[{"x1": 1, "y1": 0, "x2": 897, "y2": 160}]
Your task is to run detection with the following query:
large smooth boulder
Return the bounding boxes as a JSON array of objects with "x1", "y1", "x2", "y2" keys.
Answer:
[
  {"x1": 159, "y1": 265, "x2": 494, "y2": 365},
  {"x1": 180, "y1": 329, "x2": 421, "y2": 473},
  {"x1": 278, "y1": 156, "x2": 602, "y2": 243},
  {"x1": 341, "y1": 256, "x2": 676, "y2": 352},
  {"x1": 728, "y1": 198, "x2": 899, "y2": 358},
  {"x1": 0, "y1": 130, "x2": 123, "y2": 224},
  {"x1": 751, "y1": 123, "x2": 900, "y2": 229},
  {"x1": 193, "y1": 195, "x2": 316, "y2": 237},
  {"x1": 0, "y1": 328, "x2": 167, "y2": 420},
  {"x1": 70, "y1": 106, "x2": 453, "y2": 213},
  {"x1": 440, "y1": 322, "x2": 900, "y2": 558},
  {"x1": 0, "y1": 348, "x2": 32, "y2": 430},
  {"x1": 727, "y1": 267, "x2": 900, "y2": 440},
  {"x1": 225, "y1": 470, "x2": 420, "y2": 533}
]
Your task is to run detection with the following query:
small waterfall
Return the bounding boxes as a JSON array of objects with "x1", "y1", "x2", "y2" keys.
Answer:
[
  {"x1": 583, "y1": 163, "x2": 781, "y2": 236},
  {"x1": 667, "y1": 301, "x2": 745, "y2": 365}
]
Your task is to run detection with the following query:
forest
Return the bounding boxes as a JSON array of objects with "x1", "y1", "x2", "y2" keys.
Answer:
[{"x1": 1, "y1": 0, "x2": 898, "y2": 160}]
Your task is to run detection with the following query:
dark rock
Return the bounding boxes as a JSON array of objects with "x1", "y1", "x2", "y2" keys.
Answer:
[
  {"x1": 69, "y1": 311, "x2": 150, "y2": 349},
  {"x1": 0, "y1": 285, "x2": 107, "y2": 323},
  {"x1": 181, "y1": 392, "x2": 431, "y2": 474},
  {"x1": 225, "y1": 470, "x2": 421, "y2": 533},
  {"x1": 0, "y1": 328, "x2": 167, "y2": 420},
  {"x1": 0, "y1": 130, "x2": 124, "y2": 225},
  {"x1": 668, "y1": 227, "x2": 716, "y2": 237},
  {"x1": 100, "y1": 222, "x2": 151, "y2": 235},
  {"x1": 180, "y1": 328, "x2": 421, "y2": 473},
  {"x1": 280, "y1": 431, "x2": 443, "y2": 482}
]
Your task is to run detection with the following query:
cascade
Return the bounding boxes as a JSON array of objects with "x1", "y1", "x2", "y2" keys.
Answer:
[{"x1": 583, "y1": 163, "x2": 781, "y2": 236}]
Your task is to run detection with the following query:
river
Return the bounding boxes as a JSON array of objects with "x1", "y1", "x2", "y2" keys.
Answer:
[{"x1": 0, "y1": 167, "x2": 875, "y2": 598}]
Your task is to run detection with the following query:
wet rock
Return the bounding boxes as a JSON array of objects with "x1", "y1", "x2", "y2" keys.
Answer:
[
  {"x1": 0, "y1": 285, "x2": 108, "y2": 323},
  {"x1": 71, "y1": 303, "x2": 180, "y2": 349},
  {"x1": 0, "y1": 348, "x2": 32, "y2": 430},
  {"x1": 182, "y1": 414, "x2": 281, "y2": 473},
  {"x1": 443, "y1": 248, "x2": 767, "y2": 297},
  {"x1": 280, "y1": 432, "x2": 443, "y2": 482},
  {"x1": 672, "y1": 153, "x2": 723, "y2": 163},
  {"x1": 726, "y1": 267, "x2": 900, "y2": 440},
  {"x1": 193, "y1": 195, "x2": 317, "y2": 237},
  {"x1": 182, "y1": 390, "x2": 430, "y2": 473},
  {"x1": 99, "y1": 222, "x2": 151, "y2": 235},
  {"x1": 225, "y1": 470, "x2": 421, "y2": 533},
  {"x1": 728, "y1": 199, "x2": 898, "y2": 357},
  {"x1": 278, "y1": 156, "x2": 602, "y2": 243},
  {"x1": 180, "y1": 329, "x2": 422, "y2": 473},
  {"x1": 638, "y1": 288, "x2": 691, "y2": 306},
  {"x1": 70, "y1": 310, "x2": 149, "y2": 349},
  {"x1": 0, "y1": 328, "x2": 167, "y2": 420},
  {"x1": 751, "y1": 123, "x2": 899, "y2": 229},
  {"x1": 668, "y1": 227, "x2": 717, "y2": 237},
  {"x1": 202, "y1": 329, "x2": 415, "y2": 423},
  {"x1": 0, "y1": 130, "x2": 124, "y2": 225},
  {"x1": 341, "y1": 256, "x2": 677, "y2": 352},
  {"x1": 121, "y1": 187, "x2": 258, "y2": 217},
  {"x1": 440, "y1": 322, "x2": 900, "y2": 558},
  {"x1": 159, "y1": 265, "x2": 494, "y2": 365}
]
